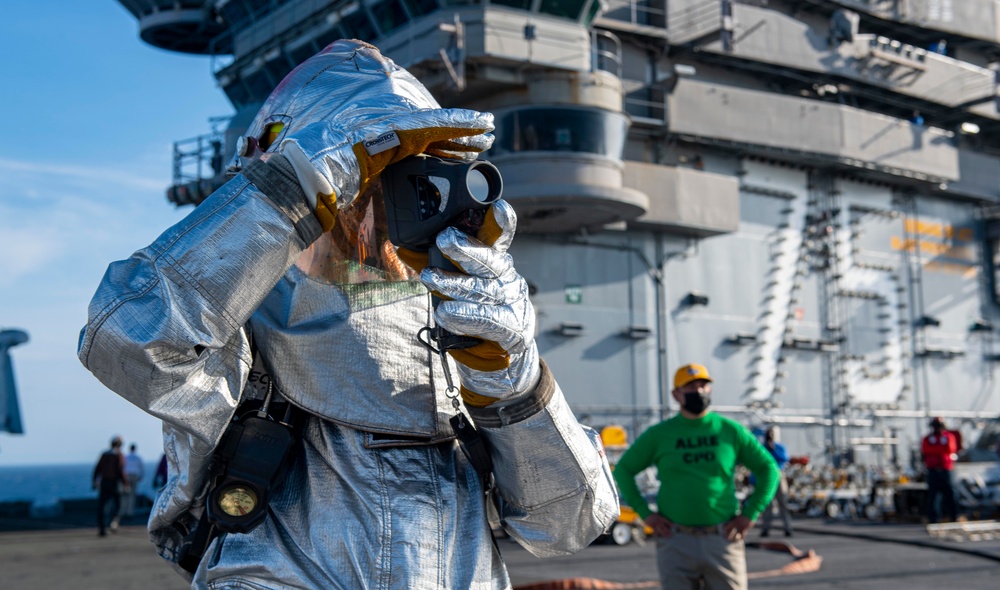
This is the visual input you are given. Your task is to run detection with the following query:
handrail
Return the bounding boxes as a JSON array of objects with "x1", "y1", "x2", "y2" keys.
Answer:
[
  {"x1": 172, "y1": 128, "x2": 228, "y2": 185},
  {"x1": 666, "y1": 0, "x2": 717, "y2": 21},
  {"x1": 624, "y1": 96, "x2": 666, "y2": 121},
  {"x1": 592, "y1": 28, "x2": 623, "y2": 79},
  {"x1": 666, "y1": 0, "x2": 721, "y2": 40},
  {"x1": 211, "y1": 0, "x2": 339, "y2": 71},
  {"x1": 605, "y1": 0, "x2": 666, "y2": 26}
]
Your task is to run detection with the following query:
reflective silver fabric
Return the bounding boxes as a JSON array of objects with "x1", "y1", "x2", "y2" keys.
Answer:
[
  {"x1": 78, "y1": 174, "x2": 618, "y2": 588},
  {"x1": 253, "y1": 270, "x2": 458, "y2": 436},
  {"x1": 194, "y1": 418, "x2": 510, "y2": 589},
  {"x1": 479, "y1": 368, "x2": 620, "y2": 559}
]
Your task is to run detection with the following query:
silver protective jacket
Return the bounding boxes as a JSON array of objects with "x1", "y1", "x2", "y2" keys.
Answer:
[{"x1": 78, "y1": 40, "x2": 617, "y2": 590}]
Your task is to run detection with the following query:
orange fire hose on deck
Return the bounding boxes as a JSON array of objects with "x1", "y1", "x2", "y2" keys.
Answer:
[{"x1": 511, "y1": 541, "x2": 822, "y2": 590}]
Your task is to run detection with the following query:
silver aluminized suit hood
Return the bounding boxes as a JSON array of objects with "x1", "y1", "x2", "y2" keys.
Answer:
[{"x1": 227, "y1": 39, "x2": 487, "y2": 196}]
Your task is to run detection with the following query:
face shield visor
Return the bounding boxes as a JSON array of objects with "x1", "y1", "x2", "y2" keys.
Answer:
[
  {"x1": 293, "y1": 178, "x2": 417, "y2": 284},
  {"x1": 239, "y1": 130, "x2": 415, "y2": 284}
]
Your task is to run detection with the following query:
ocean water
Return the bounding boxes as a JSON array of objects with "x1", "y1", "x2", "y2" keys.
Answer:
[{"x1": 0, "y1": 461, "x2": 162, "y2": 506}]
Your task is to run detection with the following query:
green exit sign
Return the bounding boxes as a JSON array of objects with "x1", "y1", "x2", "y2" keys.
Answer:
[{"x1": 565, "y1": 285, "x2": 583, "y2": 304}]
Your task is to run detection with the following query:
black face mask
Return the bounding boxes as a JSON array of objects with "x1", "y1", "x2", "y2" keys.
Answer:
[{"x1": 681, "y1": 392, "x2": 710, "y2": 414}]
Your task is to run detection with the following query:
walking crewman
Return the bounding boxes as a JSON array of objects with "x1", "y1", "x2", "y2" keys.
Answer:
[
  {"x1": 759, "y1": 426, "x2": 794, "y2": 537},
  {"x1": 92, "y1": 435, "x2": 129, "y2": 536},
  {"x1": 922, "y1": 416, "x2": 960, "y2": 523},
  {"x1": 120, "y1": 443, "x2": 144, "y2": 518}
]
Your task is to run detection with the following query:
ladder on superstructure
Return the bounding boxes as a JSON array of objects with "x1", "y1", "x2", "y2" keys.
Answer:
[{"x1": 810, "y1": 171, "x2": 850, "y2": 463}]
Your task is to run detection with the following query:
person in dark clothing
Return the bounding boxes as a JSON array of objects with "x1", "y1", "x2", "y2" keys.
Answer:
[
  {"x1": 152, "y1": 453, "x2": 168, "y2": 490},
  {"x1": 759, "y1": 427, "x2": 793, "y2": 537},
  {"x1": 92, "y1": 435, "x2": 129, "y2": 536}
]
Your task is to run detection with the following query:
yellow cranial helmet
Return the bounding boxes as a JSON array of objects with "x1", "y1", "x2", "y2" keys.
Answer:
[{"x1": 673, "y1": 363, "x2": 713, "y2": 389}]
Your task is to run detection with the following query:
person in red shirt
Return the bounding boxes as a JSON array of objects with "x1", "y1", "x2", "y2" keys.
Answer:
[{"x1": 921, "y1": 417, "x2": 959, "y2": 523}]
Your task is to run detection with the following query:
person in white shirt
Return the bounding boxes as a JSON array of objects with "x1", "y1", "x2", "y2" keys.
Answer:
[{"x1": 121, "y1": 443, "x2": 144, "y2": 518}]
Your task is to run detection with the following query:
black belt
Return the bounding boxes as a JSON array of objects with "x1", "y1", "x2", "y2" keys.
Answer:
[{"x1": 671, "y1": 523, "x2": 724, "y2": 536}]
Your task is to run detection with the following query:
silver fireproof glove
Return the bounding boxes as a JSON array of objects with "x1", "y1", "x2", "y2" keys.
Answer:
[
  {"x1": 419, "y1": 200, "x2": 540, "y2": 406},
  {"x1": 278, "y1": 109, "x2": 494, "y2": 232}
]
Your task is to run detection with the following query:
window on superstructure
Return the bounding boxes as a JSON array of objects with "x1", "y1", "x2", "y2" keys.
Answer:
[
  {"x1": 539, "y1": 0, "x2": 587, "y2": 19},
  {"x1": 582, "y1": 0, "x2": 601, "y2": 26},
  {"x1": 371, "y1": 0, "x2": 410, "y2": 35},
  {"x1": 222, "y1": 0, "x2": 277, "y2": 27},
  {"x1": 224, "y1": 80, "x2": 251, "y2": 108},
  {"x1": 313, "y1": 22, "x2": 350, "y2": 53},
  {"x1": 218, "y1": 1, "x2": 251, "y2": 27},
  {"x1": 405, "y1": 0, "x2": 441, "y2": 17},
  {"x1": 490, "y1": 0, "x2": 533, "y2": 10},
  {"x1": 289, "y1": 40, "x2": 319, "y2": 66},
  {"x1": 341, "y1": 9, "x2": 378, "y2": 41},
  {"x1": 245, "y1": 69, "x2": 275, "y2": 101},
  {"x1": 492, "y1": 107, "x2": 629, "y2": 159}
]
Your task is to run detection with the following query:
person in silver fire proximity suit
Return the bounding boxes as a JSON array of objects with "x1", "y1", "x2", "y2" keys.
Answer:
[{"x1": 77, "y1": 40, "x2": 618, "y2": 589}]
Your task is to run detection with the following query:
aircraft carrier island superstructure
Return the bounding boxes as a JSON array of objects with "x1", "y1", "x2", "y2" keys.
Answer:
[{"x1": 118, "y1": 0, "x2": 1000, "y2": 468}]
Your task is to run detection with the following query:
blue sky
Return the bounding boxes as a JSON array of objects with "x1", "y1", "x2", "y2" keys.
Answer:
[{"x1": 0, "y1": 2, "x2": 234, "y2": 465}]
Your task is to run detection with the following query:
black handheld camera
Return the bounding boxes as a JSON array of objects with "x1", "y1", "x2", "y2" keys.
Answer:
[
  {"x1": 382, "y1": 155, "x2": 503, "y2": 262},
  {"x1": 381, "y1": 155, "x2": 504, "y2": 350}
]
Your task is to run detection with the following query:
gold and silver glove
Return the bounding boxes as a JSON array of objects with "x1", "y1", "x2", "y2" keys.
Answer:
[
  {"x1": 418, "y1": 200, "x2": 541, "y2": 406},
  {"x1": 278, "y1": 109, "x2": 494, "y2": 232},
  {"x1": 229, "y1": 40, "x2": 494, "y2": 232}
]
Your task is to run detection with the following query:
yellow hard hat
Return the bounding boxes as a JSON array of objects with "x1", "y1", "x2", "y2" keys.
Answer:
[
  {"x1": 673, "y1": 363, "x2": 713, "y2": 389},
  {"x1": 600, "y1": 425, "x2": 628, "y2": 447}
]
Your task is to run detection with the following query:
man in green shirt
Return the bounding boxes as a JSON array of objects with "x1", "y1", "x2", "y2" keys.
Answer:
[{"x1": 613, "y1": 363, "x2": 779, "y2": 590}]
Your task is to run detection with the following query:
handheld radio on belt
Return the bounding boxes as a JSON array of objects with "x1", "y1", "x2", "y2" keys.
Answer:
[
  {"x1": 178, "y1": 350, "x2": 301, "y2": 574},
  {"x1": 205, "y1": 400, "x2": 300, "y2": 534}
]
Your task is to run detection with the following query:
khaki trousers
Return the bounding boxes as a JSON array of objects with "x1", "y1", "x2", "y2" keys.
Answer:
[
  {"x1": 760, "y1": 474, "x2": 793, "y2": 534},
  {"x1": 655, "y1": 531, "x2": 747, "y2": 590}
]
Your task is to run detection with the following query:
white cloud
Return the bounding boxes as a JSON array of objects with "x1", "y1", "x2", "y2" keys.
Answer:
[
  {"x1": 0, "y1": 226, "x2": 61, "y2": 287},
  {"x1": 0, "y1": 155, "x2": 187, "y2": 287},
  {"x1": 0, "y1": 156, "x2": 166, "y2": 193}
]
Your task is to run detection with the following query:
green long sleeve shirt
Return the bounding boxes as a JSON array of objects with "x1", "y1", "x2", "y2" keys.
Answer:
[{"x1": 613, "y1": 412, "x2": 780, "y2": 526}]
